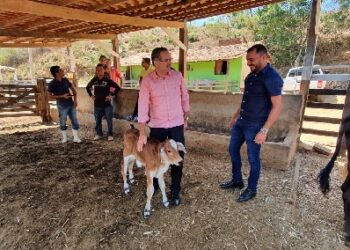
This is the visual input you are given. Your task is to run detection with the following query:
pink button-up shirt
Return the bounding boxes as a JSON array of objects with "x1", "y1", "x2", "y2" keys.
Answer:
[{"x1": 138, "y1": 70, "x2": 190, "y2": 128}]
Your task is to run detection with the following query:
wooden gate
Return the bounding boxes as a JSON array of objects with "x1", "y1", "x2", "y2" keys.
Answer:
[
  {"x1": 0, "y1": 79, "x2": 51, "y2": 122},
  {"x1": 0, "y1": 83, "x2": 38, "y2": 117},
  {"x1": 302, "y1": 88, "x2": 348, "y2": 137}
]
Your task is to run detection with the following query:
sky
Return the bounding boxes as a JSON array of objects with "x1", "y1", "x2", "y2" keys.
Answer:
[{"x1": 189, "y1": 0, "x2": 340, "y2": 26}]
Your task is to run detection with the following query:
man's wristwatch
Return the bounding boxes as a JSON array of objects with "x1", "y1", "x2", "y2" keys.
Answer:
[{"x1": 260, "y1": 127, "x2": 269, "y2": 135}]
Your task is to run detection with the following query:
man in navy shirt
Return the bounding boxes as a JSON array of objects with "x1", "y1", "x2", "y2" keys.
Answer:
[
  {"x1": 86, "y1": 64, "x2": 121, "y2": 141},
  {"x1": 220, "y1": 44, "x2": 283, "y2": 202},
  {"x1": 48, "y1": 66, "x2": 81, "y2": 143}
]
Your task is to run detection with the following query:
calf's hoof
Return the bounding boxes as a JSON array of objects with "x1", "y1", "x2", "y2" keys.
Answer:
[
  {"x1": 124, "y1": 187, "x2": 130, "y2": 194},
  {"x1": 163, "y1": 200, "x2": 170, "y2": 208},
  {"x1": 143, "y1": 209, "x2": 151, "y2": 219}
]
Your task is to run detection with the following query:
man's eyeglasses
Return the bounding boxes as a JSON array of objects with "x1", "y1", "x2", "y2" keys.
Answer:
[{"x1": 158, "y1": 58, "x2": 172, "y2": 63}]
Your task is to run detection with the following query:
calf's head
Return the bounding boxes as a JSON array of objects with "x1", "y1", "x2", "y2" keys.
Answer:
[{"x1": 160, "y1": 139, "x2": 186, "y2": 166}]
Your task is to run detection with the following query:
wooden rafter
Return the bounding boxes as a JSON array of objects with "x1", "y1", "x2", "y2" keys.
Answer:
[
  {"x1": 0, "y1": 0, "x2": 284, "y2": 44},
  {"x1": 161, "y1": 27, "x2": 187, "y2": 51},
  {"x1": 55, "y1": 0, "x2": 82, "y2": 6},
  {"x1": 114, "y1": 0, "x2": 169, "y2": 14},
  {"x1": 88, "y1": 0, "x2": 129, "y2": 11},
  {"x1": 0, "y1": 0, "x2": 184, "y2": 28},
  {"x1": 0, "y1": 29, "x2": 115, "y2": 40},
  {"x1": 166, "y1": 0, "x2": 280, "y2": 21},
  {"x1": 1, "y1": 0, "x2": 79, "y2": 29},
  {"x1": 0, "y1": 42, "x2": 71, "y2": 48},
  {"x1": 2, "y1": 15, "x2": 34, "y2": 28},
  {"x1": 159, "y1": 0, "x2": 254, "y2": 20},
  {"x1": 23, "y1": 0, "x2": 130, "y2": 32},
  {"x1": 129, "y1": 0, "x2": 198, "y2": 15}
]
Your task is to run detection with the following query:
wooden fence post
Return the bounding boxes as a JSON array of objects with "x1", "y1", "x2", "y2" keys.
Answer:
[
  {"x1": 340, "y1": 84, "x2": 350, "y2": 153},
  {"x1": 36, "y1": 78, "x2": 51, "y2": 122}
]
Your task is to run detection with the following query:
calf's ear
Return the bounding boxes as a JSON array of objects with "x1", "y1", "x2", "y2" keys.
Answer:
[
  {"x1": 169, "y1": 139, "x2": 178, "y2": 150},
  {"x1": 177, "y1": 142, "x2": 187, "y2": 153}
]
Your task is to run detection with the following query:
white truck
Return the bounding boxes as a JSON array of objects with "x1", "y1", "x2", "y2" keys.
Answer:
[{"x1": 283, "y1": 65, "x2": 327, "y2": 93}]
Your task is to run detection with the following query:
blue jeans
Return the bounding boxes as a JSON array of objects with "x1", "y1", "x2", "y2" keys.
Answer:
[
  {"x1": 57, "y1": 104, "x2": 79, "y2": 131},
  {"x1": 94, "y1": 105, "x2": 113, "y2": 136},
  {"x1": 228, "y1": 119, "x2": 263, "y2": 193}
]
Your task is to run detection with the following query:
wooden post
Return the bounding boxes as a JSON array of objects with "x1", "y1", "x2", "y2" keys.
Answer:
[
  {"x1": 179, "y1": 21, "x2": 188, "y2": 82},
  {"x1": 28, "y1": 48, "x2": 34, "y2": 80},
  {"x1": 112, "y1": 35, "x2": 120, "y2": 70},
  {"x1": 67, "y1": 46, "x2": 76, "y2": 73},
  {"x1": 36, "y1": 78, "x2": 51, "y2": 123},
  {"x1": 339, "y1": 84, "x2": 350, "y2": 153},
  {"x1": 298, "y1": 0, "x2": 321, "y2": 135},
  {"x1": 67, "y1": 46, "x2": 77, "y2": 87}
]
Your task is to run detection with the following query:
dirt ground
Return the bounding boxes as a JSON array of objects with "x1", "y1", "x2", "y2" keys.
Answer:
[{"x1": 0, "y1": 116, "x2": 349, "y2": 249}]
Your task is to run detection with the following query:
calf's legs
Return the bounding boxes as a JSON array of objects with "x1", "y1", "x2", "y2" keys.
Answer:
[
  {"x1": 144, "y1": 175, "x2": 154, "y2": 218},
  {"x1": 121, "y1": 155, "x2": 136, "y2": 194},
  {"x1": 158, "y1": 175, "x2": 169, "y2": 208}
]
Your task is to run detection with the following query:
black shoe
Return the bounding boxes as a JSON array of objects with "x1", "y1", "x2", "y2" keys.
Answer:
[
  {"x1": 238, "y1": 188, "x2": 256, "y2": 202},
  {"x1": 171, "y1": 196, "x2": 181, "y2": 206},
  {"x1": 220, "y1": 180, "x2": 244, "y2": 190}
]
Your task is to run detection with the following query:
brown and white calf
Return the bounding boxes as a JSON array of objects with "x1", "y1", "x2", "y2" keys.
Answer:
[{"x1": 121, "y1": 125, "x2": 186, "y2": 218}]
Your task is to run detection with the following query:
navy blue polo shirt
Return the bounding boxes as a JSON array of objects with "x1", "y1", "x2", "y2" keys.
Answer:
[
  {"x1": 48, "y1": 78, "x2": 74, "y2": 107},
  {"x1": 240, "y1": 64, "x2": 283, "y2": 123}
]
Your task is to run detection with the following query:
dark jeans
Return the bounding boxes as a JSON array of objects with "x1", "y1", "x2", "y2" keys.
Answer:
[
  {"x1": 150, "y1": 125, "x2": 185, "y2": 198},
  {"x1": 132, "y1": 93, "x2": 139, "y2": 117},
  {"x1": 228, "y1": 119, "x2": 264, "y2": 193},
  {"x1": 94, "y1": 105, "x2": 113, "y2": 136},
  {"x1": 57, "y1": 104, "x2": 79, "y2": 131}
]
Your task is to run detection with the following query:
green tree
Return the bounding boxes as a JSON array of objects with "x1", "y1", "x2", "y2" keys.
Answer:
[{"x1": 255, "y1": 0, "x2": 311, "y2": 68}]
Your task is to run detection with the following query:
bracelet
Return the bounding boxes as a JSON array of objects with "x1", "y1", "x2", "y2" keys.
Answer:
[{"x1": 260, "y1": 127, "x2": 269, "y2": 135}]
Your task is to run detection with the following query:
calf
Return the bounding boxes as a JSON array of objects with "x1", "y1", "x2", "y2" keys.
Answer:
[
  {"x1": 318, "y1": 114, "x2": 350, "y2": 244},
  {"x1": 121, "y1": 125, "x2": 186, "y2": 218}
]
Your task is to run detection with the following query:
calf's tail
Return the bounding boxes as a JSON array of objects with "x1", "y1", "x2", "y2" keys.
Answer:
[{"x1": 318, "y1": 115, "x2": 350, "y2": 194}]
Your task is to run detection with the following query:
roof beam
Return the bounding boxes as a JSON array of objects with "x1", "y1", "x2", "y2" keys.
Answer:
[
  {"x1": 0, "y1": 42, "x2": 71, "y2": 48},
  {"x1": 1, "y1": 0, "x2": 80, "y2": 28},
  {"x1": 0, "y1": 0, "x2": 184, "y2": 28},
  {"x1": 92, "y1": 40, "x2": 120, "y2": 58},
  {"x1": 7, "y1": 0, "x2": 129, "y2": 32},
  {"x1": 161, "y1": 27, "x2": 187, "y2": 51},
  {"x1": 0, "y1": 29, "x2": 115, "y2": 40}
]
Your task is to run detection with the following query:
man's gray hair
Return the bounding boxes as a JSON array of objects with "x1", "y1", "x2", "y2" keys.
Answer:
[{"x1": 151, "y1": 47, "x2": 168, "y2": 66}]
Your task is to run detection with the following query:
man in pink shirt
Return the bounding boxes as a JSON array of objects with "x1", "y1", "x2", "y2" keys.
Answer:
[{"x1": 137, "y1": 47, "x2": 190, "y2": 206}]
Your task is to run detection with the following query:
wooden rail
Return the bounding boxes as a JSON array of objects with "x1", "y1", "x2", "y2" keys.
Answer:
[
  {"x1": 302, "y1": 86, "x2": 349, "y2": 137},
  {"x1": 306, "y1": 102, "x2": 344, "y2": 109},
  {"x1": 303, "y1": 115, "x2": 341, "y2": 124},
  {"x1": 301, "y1": 128, "x2": 339, "y2": 137},
  {"x1": 308, "y1": 89, "x2": 347, "y2": 95},
  {"x1": 0, "y1": 80, "x2": 49, "y2": 121}
]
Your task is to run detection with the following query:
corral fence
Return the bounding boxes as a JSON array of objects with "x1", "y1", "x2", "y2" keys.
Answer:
[
  {"x1": 301, "y1": 65, "x2": 350, "y2": 137},
  {"x1": 0, "y1": 79, "x2": 51, "y2": 122},
  {"x1": 123, "y1": 79, "x2": 240, "y2": 93}
]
